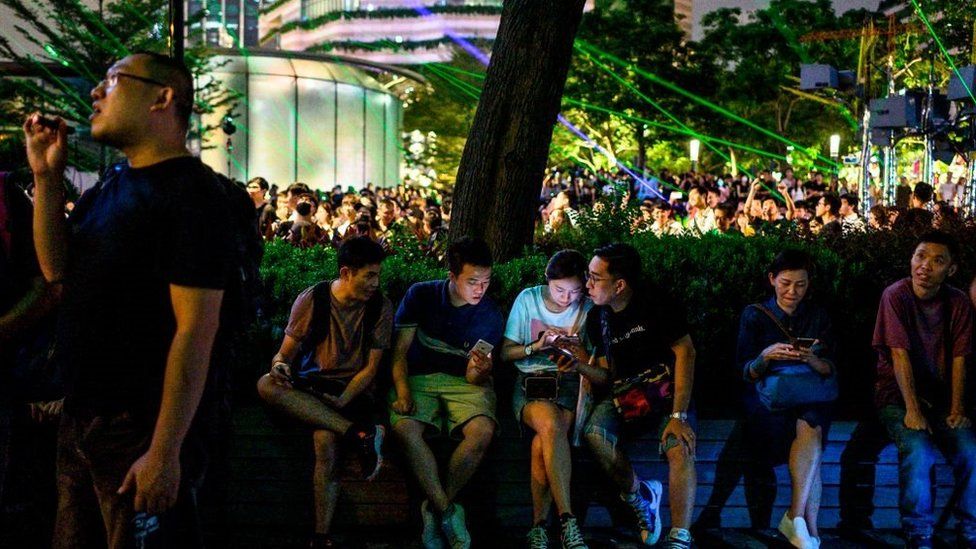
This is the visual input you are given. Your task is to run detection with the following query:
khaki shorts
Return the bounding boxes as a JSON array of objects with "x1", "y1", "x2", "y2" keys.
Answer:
[{"x1": 388, "y1": 372, "x2": 497, "y2": 438}]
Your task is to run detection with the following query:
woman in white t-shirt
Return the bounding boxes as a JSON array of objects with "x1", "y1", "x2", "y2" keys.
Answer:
[{"x1": 501, "y1": 250, "x2": 593, "y2": 548}]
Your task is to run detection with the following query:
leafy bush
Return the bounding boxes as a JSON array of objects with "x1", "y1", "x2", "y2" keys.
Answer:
[{"x1": 254, "y1": 222, "x2": 976, "y2": 418}]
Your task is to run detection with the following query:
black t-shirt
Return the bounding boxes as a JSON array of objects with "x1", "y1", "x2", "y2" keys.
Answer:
[
  {"x1": 893, "y1": 208, "x2": 934, "y2": 232},
  {"x1": 256, "y1": 201, "x2": 277, "y2": 238},
  {"x1": 585, "y1": 288, "x2": 690, "y2": 381},
  {"x1": 58, "y1": 156, "x2": 232, "y2": 418}
]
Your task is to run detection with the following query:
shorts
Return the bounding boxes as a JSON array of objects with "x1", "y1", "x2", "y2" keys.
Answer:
[
  {"x1": 584, "y1": 398, "x2": 697, "y2": 455},
  {"x1": 512, "y1": 371, "x2": 581, "y2": 424},
  {"x1": 388, "y1": 373, "x2": 497, "y2": 439},
  {"x1": 298, "y1": 374, "x2": 378, "y2": 425}
]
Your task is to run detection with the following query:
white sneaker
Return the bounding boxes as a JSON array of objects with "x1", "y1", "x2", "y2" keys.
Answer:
[
  {"x1": 421, "y1": 500, "x2": 445, "y2": 549},
  {"x1": 527, "y1": 525, "x2": 549, "y2": 549},
  {"x1": 777, "y1": 512, "x2": 816, "y2": 549}
]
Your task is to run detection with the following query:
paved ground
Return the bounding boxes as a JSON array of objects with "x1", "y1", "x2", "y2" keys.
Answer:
[{"x1": 218, "y1": 527, "x2": 964, "y2": 548}]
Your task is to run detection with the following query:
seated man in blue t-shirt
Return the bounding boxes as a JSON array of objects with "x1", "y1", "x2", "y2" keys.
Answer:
[{"x1": 389, "y1": 237, "x2": 503, "y2": 549}]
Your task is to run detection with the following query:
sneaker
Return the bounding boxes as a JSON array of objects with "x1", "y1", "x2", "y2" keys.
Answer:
[
  {"x1": 355, "y1": 424, "x2": 385, "y2": 481},
  {"x1": 778, "y1": 512, "x2": 815, "y2": 549},
  {"x1": 661, "y1": 528, "x2": 693, "y2": 549},
  {"x1": 905, "y1": 534, "x2": 933, "y2": 549},
  {"x1": 527, "y1": 525, "x2": 549, "y2": 549},
  {"x1": 421, "y1": 500, "x2": 445, "y2": 549},
  {"x1": 308, "y1": 534, "x2": 336, "y2": 548},
  {"x1": 559, "y1": 516, "x2": 588, "y2": 549},
  {"x1": 440, "y1": 503, "x2": 471, "y2": 549},
  {"x1": 621, "y1": 479, "x2": 663, "y2": 545}
]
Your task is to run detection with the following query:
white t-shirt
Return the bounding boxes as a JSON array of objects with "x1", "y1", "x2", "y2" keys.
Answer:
[{"x1": 504, "y1": 286, "x2": 592, "y2": 373}]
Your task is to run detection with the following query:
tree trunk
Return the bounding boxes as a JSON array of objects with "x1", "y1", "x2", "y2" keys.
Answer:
[{"x1": 448, "y1": 0, "x2": 587, "y2": 261}]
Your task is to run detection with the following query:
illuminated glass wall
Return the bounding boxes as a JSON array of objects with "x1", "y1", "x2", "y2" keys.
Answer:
[{"x1": 201, "y1": 54, "x2": 403, "y2": 190}]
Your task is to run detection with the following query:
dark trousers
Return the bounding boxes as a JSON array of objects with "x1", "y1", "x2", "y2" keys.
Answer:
[
  {"x1": 838, "y1": 417, "x2": 890, "y2": 530},
  {"x1": 53, "y1": 411, "x2": 203, "y2": 549}
]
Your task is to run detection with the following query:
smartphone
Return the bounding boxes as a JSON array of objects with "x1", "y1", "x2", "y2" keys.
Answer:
[
  {"x1": 469, "y1": 339, "x2": 494, "y2": 357},
  {"x1": 792, "y1": 338, "x2": 819, "y2": 351},
  {"x1": 554, "y1": 335, "x2": 581, "y2": 347},
  {"x1": 549, "y1": 346, "x2": 577, "y2": 362},
  {"x1": 272, "y1": 362, "x2": 293, "y2": 382}
]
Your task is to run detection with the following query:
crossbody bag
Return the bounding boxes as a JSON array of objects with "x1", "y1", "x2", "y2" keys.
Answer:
[{"x1": 750, "y1": 303, "x2": 838, "y2": 411}]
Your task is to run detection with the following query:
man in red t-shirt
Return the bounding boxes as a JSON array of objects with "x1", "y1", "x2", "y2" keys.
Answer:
[{"x1": 872, "y1": 231, "x2": 975, "y2": 549}]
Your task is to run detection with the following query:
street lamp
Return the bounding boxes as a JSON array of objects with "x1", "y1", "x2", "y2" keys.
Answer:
[
  {"x1": 689, "y1": 139, "x2": 701, "y2": 172},
  {"x1": 829, "y1": 134, "x2": 841, "y2": 159}
]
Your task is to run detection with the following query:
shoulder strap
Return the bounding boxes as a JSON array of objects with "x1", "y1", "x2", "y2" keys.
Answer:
[
  {"x1": 300, "y1": 281, "x2": 333, "y2": 359},
  {"x1": 750, "y1": 303, "x2": 795, "y2": 343}
]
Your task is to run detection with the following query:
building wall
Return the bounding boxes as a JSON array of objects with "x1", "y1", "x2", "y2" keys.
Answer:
[{"x1": 200, "y1": 54, "x2": 402, "y2": 189}]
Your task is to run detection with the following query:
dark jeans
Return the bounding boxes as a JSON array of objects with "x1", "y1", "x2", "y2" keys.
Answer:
[
  {"x1": 53, "y1": 411, "x2": 203, "y2": 549},
  {"x1": 838, "y1": 417, "x2": 890, "y2": 530},
  {"x1": 878, "y1": 405, "x2": 976, "y2": 540}
]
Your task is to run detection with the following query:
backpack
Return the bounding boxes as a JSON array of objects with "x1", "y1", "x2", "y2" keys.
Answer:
[
  {"x1": 297, "y1": 280, "x2": 385, "y2": 376},
  {"x1": 203, "y1": 166, "x2": 264, "y2": 333}
]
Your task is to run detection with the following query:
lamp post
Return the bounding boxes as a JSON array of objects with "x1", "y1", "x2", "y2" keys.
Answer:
[
  {"x1": 170, "y1": 0, "x2": 184, "y2": 60},
  {"x1": 689, "y1": 139, "x2": 700, "y2": 173}
]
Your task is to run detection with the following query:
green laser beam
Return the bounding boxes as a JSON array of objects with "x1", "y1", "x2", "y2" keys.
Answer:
[
  {"x1": 575, "y1": 46, "x2": 768, "y2": 187},
  {"x1": 563, "y1": 98, "x2": 837, "y2": 173},
  {"x1": 418, "y1": 60, "x2": 683, "y2": 196},
  {"x1": 575, "y1": 39, "x2": 841, "y2": 169},
  {"x1": 908, "y1": 0, "x2": 976, "y2": 103},
  {"x1": 424, "y1": 59, "x2": 810, "y2": 174}
]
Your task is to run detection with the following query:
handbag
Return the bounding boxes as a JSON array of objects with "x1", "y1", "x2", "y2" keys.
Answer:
[
  {"x1": 600, "y1": 307, "x2": 673, "y2": 422},
  {"x1": 524, "y1": 373, "x2": 560, "y2": 400},
  {"x1": 611, "y1": 365, "x2": 673, "y2": 421},
  {"x1": 750, "y1": 304, "x2": 838, "y2": 411}
]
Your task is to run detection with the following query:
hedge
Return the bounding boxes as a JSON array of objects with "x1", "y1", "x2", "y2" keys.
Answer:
[{"x1": 252, "y1": 207, "x2": 976, "y2": 418}]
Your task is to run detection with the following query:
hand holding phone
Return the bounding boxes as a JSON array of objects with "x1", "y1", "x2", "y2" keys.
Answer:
[
  {"x1": 469, "y1": 339, "x2": 494, "y2": 358},
  {"x1": 791, "y1": 338, "x2": 819, "y2": 351}
]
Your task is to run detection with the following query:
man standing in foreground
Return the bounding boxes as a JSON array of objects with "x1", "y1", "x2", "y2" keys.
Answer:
[{"x1": 25, "y1": 52, "x2": 232, "y2": 547}]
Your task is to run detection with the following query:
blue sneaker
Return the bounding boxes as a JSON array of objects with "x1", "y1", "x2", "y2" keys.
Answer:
[
  {"x1": 905, "y1": 534, "x2": 933, "y2": 549},
  {"x1": 661, "y1": 527, "x2": 693, "y2": 549},
  {"x1": 621, "y1": 480, "x2": 662, "y2": 545}
]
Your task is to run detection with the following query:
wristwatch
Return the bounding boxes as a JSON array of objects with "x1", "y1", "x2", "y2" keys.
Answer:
[
  {"x1": 524, "y1": 344, "x2": 533, "y2": 356},
  {"x1": 670, "y1": 412, "x2": 688, "y2": 422}
]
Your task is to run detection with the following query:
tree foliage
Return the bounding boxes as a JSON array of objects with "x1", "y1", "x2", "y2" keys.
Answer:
[
  {"x1": 558, "y1": 0, "x2": 717, "y2": 174},
  {"x1": 0, "y1": 0, "x2": 235, "y2": 171}
]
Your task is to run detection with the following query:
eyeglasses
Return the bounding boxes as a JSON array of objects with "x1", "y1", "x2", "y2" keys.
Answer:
[{"x1": 100, "y1": 71, "x2": 169, "y2": 90}]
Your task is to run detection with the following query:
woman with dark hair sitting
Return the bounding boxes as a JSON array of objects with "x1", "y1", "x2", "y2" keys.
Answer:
[
  {"x1": 736, "y1": 250, "x2": 837, "y2": 549},
  {"x1": 501, "y1": 250, "x2": 593, "y2": 549}
]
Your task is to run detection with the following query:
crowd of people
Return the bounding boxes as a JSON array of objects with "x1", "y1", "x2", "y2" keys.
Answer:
[
  {"x1": 246, "y1": 161, "x2": 971, "y2": 263},
  {"x1": 246, "y1": 176, "x2": 452, "y2": 259},
  {"x1": 539, "y1": 165, "x2": 971, "y2": 239},
  {"x1": 1, "y1": 51, "x2": 975, "y2": 549}
]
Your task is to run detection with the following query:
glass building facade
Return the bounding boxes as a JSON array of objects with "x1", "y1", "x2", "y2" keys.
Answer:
[{"x1": 200, "y1": 53, "x2": 402, "y2": 190}]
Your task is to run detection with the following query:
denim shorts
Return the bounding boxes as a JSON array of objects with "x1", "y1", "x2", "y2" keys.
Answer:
[
  {"x1": 512, "y1": 371, "x2": 581, "y2": 424},
  {"x1": 585, "y1": 397, "x2": 697, "y2": 455}
]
